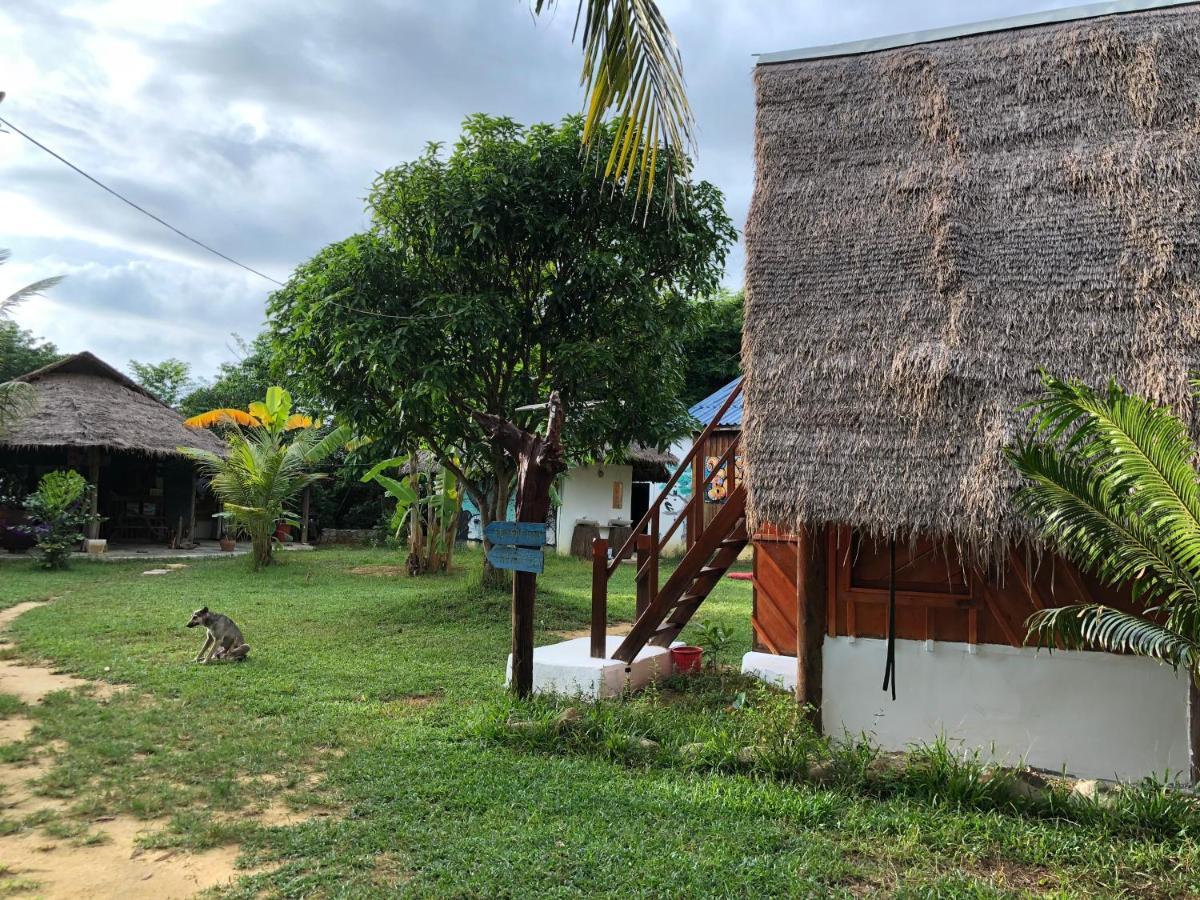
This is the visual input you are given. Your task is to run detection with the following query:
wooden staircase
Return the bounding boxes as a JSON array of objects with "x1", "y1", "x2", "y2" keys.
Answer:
[{"x1": 589, "y1": 380, "x2": 747, "y2": 664}]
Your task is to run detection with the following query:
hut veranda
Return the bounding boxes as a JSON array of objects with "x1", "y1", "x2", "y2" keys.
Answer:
[
  {"x1": 0, "y1": 352, "x2": 227, "y2": 546},
  {"x1": 740, "y1": 0, "x2": 1200, "y2": 781}
]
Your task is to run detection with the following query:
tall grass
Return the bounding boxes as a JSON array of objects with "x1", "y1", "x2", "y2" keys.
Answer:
[{"x1": 476, "y1": 672, "x2": 1200, "y2": 840}]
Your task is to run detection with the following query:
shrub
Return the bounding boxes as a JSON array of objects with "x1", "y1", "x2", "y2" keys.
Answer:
[{"x1": 22, "y1": 470, "x2": 96, "y2": 570}]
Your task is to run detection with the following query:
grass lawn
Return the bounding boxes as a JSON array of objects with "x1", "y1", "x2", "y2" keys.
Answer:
[{"x1": 0, "y1": 546, "x2": 1196, "y2": 897}]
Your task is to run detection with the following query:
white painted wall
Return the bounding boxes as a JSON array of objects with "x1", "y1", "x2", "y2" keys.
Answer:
[
  {"x1": 817, "y1": 637, "x2": 1189, "y2": 781},
  {"x1": 649, "y1": 436, "x2": 693, "y2": 554},
  {"x1": 555, "y1": 464, "x2": 632, "y2": 554}
]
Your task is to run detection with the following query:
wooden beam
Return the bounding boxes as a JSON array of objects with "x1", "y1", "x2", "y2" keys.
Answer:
[
  {"x1": 825, "y1": 532, "x2": 835, "y2": 638},
  {"x1": 635, "y1": 534, "x2": 653, "y2": 620},
  {"x1": 591, "y1": 539, "x2": 608, "y2": 659},
  {"x1": 300, "y1": 485, "x2": 311, "y2": 545},
  {"x1": 86, "y1": 448, "x2": 101, "y2": 540},
  {"x1": 795, "y1": 526, "x2": 827, "y2": 720}
]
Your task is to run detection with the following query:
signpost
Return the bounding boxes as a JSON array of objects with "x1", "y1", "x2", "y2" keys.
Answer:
[{"x1": 485, "y1": 520, "x2": 547, "y2": 696}]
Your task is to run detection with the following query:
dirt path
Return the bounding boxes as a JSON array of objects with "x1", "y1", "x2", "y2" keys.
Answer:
[{"x1": 0, "y1": 601, "x2": 246, "y2": 898}]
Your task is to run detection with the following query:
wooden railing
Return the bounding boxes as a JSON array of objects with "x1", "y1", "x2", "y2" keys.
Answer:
[{"x1": 589, "y1": 379, "x2": 743, "y2": 658}]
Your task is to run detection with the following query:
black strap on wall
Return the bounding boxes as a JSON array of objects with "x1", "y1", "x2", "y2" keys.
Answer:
[{"x1": 882, "y1": 537, "x2": 897, "y2": 700}]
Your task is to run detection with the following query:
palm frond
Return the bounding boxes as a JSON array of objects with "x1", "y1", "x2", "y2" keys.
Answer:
[
  {"x1": 1007, "y1": 441, "x2": 1200, "y2": 610},
  {"x1": 1022, "y1": 374, "x2": 1200, "y2": 577},
  {"x1": 2, "y1": 276, "x2": 64, "y2": 315},
  {"x1": 536, "y1": 0, "x2": 694, "y2": 211},
  {"x1": 0, "y1": 381, "x2": 36, "y2": 432},
  {"x1": 1028, "y1": 604, "x2": 1200, "y2": 676}
]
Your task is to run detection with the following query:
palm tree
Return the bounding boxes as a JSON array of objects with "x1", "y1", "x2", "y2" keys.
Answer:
[
  {"x1": 1007, "y1": 373, "x2": 1200, "y2": 677},
  {"x1": 181, "y1": 387, "x2": 348, "y2": 569},
  {"x1": 0, "y1": 249, "x2": 62, "y2": 431},
  {"x1": 534, "y1": 0, "x2": 694, "y2": 209}
]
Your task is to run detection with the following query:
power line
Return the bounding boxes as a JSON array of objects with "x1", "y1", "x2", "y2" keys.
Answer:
[{"x1": 0, "y1": 109, "x2": 285, "y2": 287}]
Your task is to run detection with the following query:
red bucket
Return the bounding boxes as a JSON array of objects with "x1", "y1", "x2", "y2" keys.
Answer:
[{"x1": 670, "y1": 645, "x2": 704, "y2": 674}]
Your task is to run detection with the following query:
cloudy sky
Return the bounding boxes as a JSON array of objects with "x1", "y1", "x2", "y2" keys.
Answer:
[{"x1": 1, "y1": 0, "x2": 1067, "y2": 383}]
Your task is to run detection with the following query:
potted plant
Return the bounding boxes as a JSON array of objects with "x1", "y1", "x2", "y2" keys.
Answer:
[{"x1": 215, "y1": 515, "x2": 238, "y2": 552}]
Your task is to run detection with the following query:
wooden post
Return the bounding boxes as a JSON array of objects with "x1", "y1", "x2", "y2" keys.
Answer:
[
  {"x1": 473, "y1": 392, "x2": 567, "y2": 699},
  {"x1": 300, "y1": 485, "x2": 311, "y2": 545},
  {"x1": 187, "y1": 475, "x2": 197, "y2": 546},
  {"x1": 591, "y1": 538, "x2": 608, "y2": 658},
  {"x1": 635, "y1": 533, "x2": 652, "y2": 620},
  {"x1": 86, "y1": 448, "x2": 101, "y2": 540},
  {"x1": 796, "y1": 525, "x2": 828, "y2": 724},
  {"x1": 649, "y1": 506, "x2": 660, "y2": 605}
]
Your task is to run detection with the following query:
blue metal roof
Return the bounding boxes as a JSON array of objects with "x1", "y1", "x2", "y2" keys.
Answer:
[{"x1": 689, "y1": 378, "x2": 742, "y2": 428}]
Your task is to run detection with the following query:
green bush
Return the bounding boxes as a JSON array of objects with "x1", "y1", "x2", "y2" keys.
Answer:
[{"x1": 22, "y1": 470, "x2": 96, "y2": 570}]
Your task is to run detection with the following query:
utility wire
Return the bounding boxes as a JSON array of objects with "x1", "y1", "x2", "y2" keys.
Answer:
[{"x1": 0, "y1": 111, "x2": 285, "y2": 286}]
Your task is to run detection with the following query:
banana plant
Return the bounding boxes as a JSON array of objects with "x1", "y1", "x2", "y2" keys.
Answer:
[
  {"x1": 362, "y1": 454, "x2": 462, "y2": 575},
  {"x1": 183, "y1": 385, "x2": 313, "y2": 434},
  {"x1": 181, "y1": 387, "x2": 344, "y2": 570}
]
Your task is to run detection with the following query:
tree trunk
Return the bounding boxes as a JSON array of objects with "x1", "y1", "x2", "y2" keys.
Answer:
[
  {"x1": 474, "y1": 393, "x2": 567, "y2": 697},
  {"x1": 479, "y1": 493, "x2": 508, "y2": 590}
]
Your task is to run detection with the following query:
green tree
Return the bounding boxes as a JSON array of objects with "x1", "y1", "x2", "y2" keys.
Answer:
[
  {"x1": 181, "y1": 387, "x2": 348, "y2": 570},
  {"x1": 269, "y1": 115, "x2": 734, "y2": 583},
  {"x1": 129, "y1": 358, "x2": 195, "y2": 408},
  {"x1": 1009, "y1": 373, "x2": 1200, "y2": 676},
  {"x1": 0, "y1": 321, "x2": 61, "y2": 382},
  {"x1": 681, "y1": 289, "x2": 742, "y2": 408},
  {"x1": 180, "y1": 333, "x2": 277, "y2": 419}
]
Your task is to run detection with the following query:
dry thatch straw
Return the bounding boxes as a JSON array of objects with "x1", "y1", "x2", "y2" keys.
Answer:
[
  {"x1": 742, "y1": 3, "x2": 1200, "y2": 559},
  {"x1": 0, "y1": 352, "x2": 227, "y2": 457}
]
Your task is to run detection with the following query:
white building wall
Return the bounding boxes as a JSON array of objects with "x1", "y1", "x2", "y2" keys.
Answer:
[
  {"x1": 817, "y1": 636, "x2": 1190, "y2": 781},
  {"x1": 555, "y1": 464, "x2": 633, "y2": 555},
  {"x1": 648, "y1": 436, "x2": 693, "y2": 554}
]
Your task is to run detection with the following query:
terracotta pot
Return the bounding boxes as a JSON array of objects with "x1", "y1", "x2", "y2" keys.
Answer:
[{"x1": 219, "y1": 537, "x2": 236, "y2": 552}]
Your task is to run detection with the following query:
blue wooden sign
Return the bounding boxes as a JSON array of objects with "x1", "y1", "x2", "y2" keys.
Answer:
[
  {"x1": 486, "y1": 544, "x2": 544, "y2": 574},
  {"x1": 484, "y1": 520, "x2": 545, "y2": 549}
]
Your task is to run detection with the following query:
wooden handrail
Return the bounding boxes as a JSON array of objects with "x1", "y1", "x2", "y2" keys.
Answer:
[
  {"x1": 605, "y1": 378, "x2": 743, "y2": 576},
  {"x1": 656, "y1": 434, "x2": 739, "y2": 553}
]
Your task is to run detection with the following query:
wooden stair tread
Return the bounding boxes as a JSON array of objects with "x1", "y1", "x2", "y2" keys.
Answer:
[{"x1": 611, "y1": 483, "x2": 748, "y2": 663}]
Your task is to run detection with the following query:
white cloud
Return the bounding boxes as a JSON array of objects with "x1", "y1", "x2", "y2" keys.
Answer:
[{"x1": 1, "y1": 0, "x2": 1064, "y2": 382}]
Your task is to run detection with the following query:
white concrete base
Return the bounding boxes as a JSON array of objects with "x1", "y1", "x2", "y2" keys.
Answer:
[
  {"x1": 506, "y1": 636, "x2": 675, "y2": 699},
  {"x1": 742, "y1": 651, "x2": 797, "y2": 692},
  {"x1": 739, "y1": 639, "x2": 1190, "y2": 781},
  {"x1": 823, "y1": 636, "x2": 1189, "y2": 781}
]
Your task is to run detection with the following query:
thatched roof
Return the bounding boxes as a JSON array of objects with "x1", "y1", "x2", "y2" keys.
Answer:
[
  {"x1": 628, "y1": 443, "x2": 679, "y2": 483},
  {"x1": 1, "y1": 352, "x2": 227, "y2": 457},
  {"x1": 743, "y1": 2, "x2": 1200, "y2": 555}
]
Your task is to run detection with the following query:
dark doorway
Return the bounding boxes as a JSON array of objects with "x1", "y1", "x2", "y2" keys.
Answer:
[{"x1": 631, "y1": 481, "x2": 650, "y2": 531}]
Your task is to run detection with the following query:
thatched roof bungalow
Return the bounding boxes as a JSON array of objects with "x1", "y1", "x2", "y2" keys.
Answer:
[
  {"x1": 0, "y1": 352, "x2": 227, "y2": 545},
  {"x1": 739, "y1": 0, "x2": 1200, "y2": 781}
]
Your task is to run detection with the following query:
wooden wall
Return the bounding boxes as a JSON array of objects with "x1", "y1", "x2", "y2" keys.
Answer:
[{"x1": 752, "y1": 525, "x2": 1135, "y2": 652}]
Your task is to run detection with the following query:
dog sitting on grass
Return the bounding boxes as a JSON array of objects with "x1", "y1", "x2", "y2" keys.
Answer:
[{"x1": 187, "y1": 607, "x2": 250, "y2": 663}]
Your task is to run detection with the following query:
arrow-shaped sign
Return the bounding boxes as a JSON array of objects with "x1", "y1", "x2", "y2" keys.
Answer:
[
  {"x1": 486, "y1": 544, "x2": 544, "y2": 574},
  {"x1": 484, "y1": 520, "x2": 546, "y2": 548}
]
